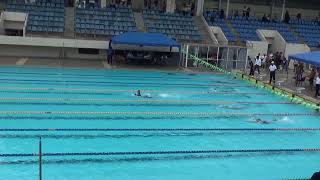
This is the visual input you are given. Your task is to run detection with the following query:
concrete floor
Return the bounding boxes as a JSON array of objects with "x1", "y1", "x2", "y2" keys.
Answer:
[{"x1": 246, "y1": 67, "x2": 320, "y2": 103}]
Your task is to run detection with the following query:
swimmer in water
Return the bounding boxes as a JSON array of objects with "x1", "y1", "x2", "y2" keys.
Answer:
[
  {"x1": 135, "y1": 90, "x2": 142, "y2": 96},
  {"x1": 219, "y1": 104, "x2": 246, "y2": 110},
  {"x1": 248, "y1": 118, "x2": 278, "y2": 124},
  {"x1": 135, "y1": 90, "x2": 152, "y2": 98}
]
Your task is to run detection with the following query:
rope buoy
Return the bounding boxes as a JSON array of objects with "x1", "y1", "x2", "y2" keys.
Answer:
[
  {"x1": 1, "y1": 148, "x2": 320, "y2": 157},
  {"x1": 0, "y1": 128, "x2": 320, "y2": 132},
  {"x1": 0, "y1": 111, "x2": 316, "y2": 117}
]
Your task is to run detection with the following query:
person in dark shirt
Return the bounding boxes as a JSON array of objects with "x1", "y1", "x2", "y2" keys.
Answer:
[
  {"x1": 249, "y1": 57, "x2": 254, "y2": 76},
  {"x1": 220, "y1": 9, "x2": 225, "y2": 19},
  {"x1": 311, "y1": 171, "x2": 320, "y2": 180},
  {"x1": 284, "y1": 10, "x2": 290, "y2": 24},
  {"x1": 107, "y1": 46, "x2": 113, "y2": 65},
  {"x1": 246, "y1": 7, "x2": 250, "y2": 17},
  {"x1": 262, "y1": 14, "x2": 268, "y2": 22}
]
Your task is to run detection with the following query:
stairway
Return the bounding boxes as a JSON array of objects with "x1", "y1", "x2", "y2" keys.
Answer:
[
  {"x1": 225, "y1": 19, "x2": 242, "y2": 45},
  {"x1": 286, "y1": 24, "x2": 305, "y2": 44},
  {"x1": 193, "y1": 16, "x2": 216, "y2": 44},
  {"x1": 64, "y1": 7, "x2": 75, "y2": 38},
  {"x1": 133, "y1": 12, "x2": 145, "y2": 32}
]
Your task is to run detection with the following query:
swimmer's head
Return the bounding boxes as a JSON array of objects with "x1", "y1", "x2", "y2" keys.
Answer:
[{"x1": 136, "y1": 90, "x2": 141, "y2": 96}]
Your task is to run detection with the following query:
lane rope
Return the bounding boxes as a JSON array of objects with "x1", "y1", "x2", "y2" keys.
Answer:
[
  {"x1": 0, "y1": 87, "x2": 268, "y2": 95},
  {"x1": 0, "y1": 128, "x2": 320, "y2": 132},
  {"x1": 1, "y1": 148, "x2": 320, "y2": 157},
  {"x1": 0, "y1": 78, "x2": 251, "y2": 88},
  {"x1": 0, "y1": 111, "x2": 317, "y2": 116},
  {"x1": 0, "y1": 98, "x2": 297, "y2": 105},
  {"x1": 0, "y1": 71, "x2": 225, "y2": 81}
]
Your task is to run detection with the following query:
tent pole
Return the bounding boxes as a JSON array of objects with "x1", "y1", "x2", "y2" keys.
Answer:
[{"x1": 185, "y1": 45, "x2": 189, "y2": 68}]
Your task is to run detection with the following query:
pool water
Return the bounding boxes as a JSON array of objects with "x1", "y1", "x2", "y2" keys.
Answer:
[{"x1": 0, "y1": 66, "x2": 319, "y2": 180}]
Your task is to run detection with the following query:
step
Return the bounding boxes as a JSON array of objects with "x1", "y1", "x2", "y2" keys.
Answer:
[
  {"x1": 287, "y1": 24, "x2": 305, "y2": 44},
  {"x1": 225, "y1": 19, "x2": 243, "y2": 46},
  {"x1": 192, "y1": 16, "x2": 216, "y2": 44},
  {"x1": 133, "y1": 12, "x2": 145, "y2": 32}
]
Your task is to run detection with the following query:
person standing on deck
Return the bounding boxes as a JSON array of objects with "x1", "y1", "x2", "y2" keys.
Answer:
[
  {"x1": 107, "y1": 41, "x2": 113, "y2": 65},
  {"x1": 249, "y1": 57, "x2": 254, "y2": 76},
  {"x1": 254, "y1": 55, "x2": 261, "y2": 75},
  {"x1": 269, "y1": 61, "x2": 277, "y2": 84},
  {"x1": 308, "y1": 68, "x2": 316, "y2": 90}
]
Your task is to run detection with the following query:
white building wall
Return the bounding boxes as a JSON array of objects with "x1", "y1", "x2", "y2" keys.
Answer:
[
  {"x1": 246, "y1": 41, "x2": 268, "y2": 59},
  {"x1": 285, "y1": 43, "x2": 310, "y2": 59},
  {"x1": 271, "y1": 31, "x2": 286, "y2": 54},
  {"x1": 210, "y1": 26, "x2": 228, "y2": 46},
  {"x1": 0, "y1": 12, "x2": 4, "y2": 35},
  {"x1": 4, "y1": 21, "x2": 24, "y2": 30}
]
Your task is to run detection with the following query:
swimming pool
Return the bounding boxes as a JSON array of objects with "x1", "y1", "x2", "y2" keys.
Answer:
[{"x1": 0, "y1": 66, "x2": 319, "y2": 180}]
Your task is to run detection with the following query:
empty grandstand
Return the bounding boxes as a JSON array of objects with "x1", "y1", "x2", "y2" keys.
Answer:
[
  {"x1": 75, "y1": 4, "x2": 137, "y2": 37},
  {"x1": 143, "y1": 9, "x2": 202, "y2": 42},
  {"x1": 6, "y1": 0, "x2": 65, "y2": 34},
  {"x1": 290, "y1": 19, "x2": 320, "y2": 47}
]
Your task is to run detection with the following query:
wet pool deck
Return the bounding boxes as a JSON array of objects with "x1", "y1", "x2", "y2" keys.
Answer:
[{"x1": 241, "y1": 67, "x2": 320, "y2": 105}]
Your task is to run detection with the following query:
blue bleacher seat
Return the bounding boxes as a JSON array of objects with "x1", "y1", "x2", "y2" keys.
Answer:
[
  {"x1": 6, "y1": 0, "x2": 65, "y2": 33},
  {"x1": 75, "y1": 6, "x2": 137, "y2": 36}
]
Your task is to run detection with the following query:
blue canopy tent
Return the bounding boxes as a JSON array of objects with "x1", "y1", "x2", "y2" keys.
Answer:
[
  {"x1": 110, "y1": 32, "x2": 180, "y2": 50},
  {"x1": 288, "y1": 51, "x2": 320, "y2": 67}
]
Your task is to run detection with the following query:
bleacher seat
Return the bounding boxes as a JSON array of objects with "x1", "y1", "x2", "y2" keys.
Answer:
[
  {"x1": 229, "y1": 16, "x2": 299, "y2": 43},
  {"x1": 6, "y1": 0, "x2": 65, "y2": 33},
  {"x1": 204, "y1": 11, "x2": 236, "y2": 42},
  {"x1": 205, "y1": 11, "x2": 300, "y2": 44},
  {"x1": 290, "y1": 19, "x2": 320, "y2": 47},
  {"x1": 143, "y1": 9, "x2": 202, "y2": 41},
  {"x1": 75, "y1": 5, "x2": 137, "y2": 36}
]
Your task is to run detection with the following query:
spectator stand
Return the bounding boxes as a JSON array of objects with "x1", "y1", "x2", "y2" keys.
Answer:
[
  {"x1": 142, "y1": 9, "x2": 203, "y2": 43},
  {"x1": 75, "y1": 4, "x2": 137, "y2": 39},
  {"x1": 6, "y1": 0, "x2": 65, "y2": 35}
]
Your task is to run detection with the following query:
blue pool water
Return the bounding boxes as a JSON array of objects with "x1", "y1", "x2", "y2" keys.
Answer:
[{"x1": 0, "y1": 66, "x2": 319, "y2": 180}]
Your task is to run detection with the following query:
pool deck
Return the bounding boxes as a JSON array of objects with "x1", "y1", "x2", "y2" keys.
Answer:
[{"x1": 241, "y1": 67, "x2": 320, "y2": 105}]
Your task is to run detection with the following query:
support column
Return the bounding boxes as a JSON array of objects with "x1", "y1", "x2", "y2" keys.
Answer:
[
  {"x1": 270, "y1": 0, "x2": 275, "y2": 18},
  {"x1": 100, "y1": 0, "x2": 106, "y2": 8},
  {"x1": 281, "y1": 0, "x2": 286, "y2": 21},
  {"x1": 226, "y1": 0, "x2": 230, "y2": 18},
  {"x1": 166, "y1": 0, "x2": 176, "y2": 13},
  {"x1": 218, "y1": 0, "x2": 222, "y2": 10},
  {"x1": 196, "y1": 0, "x2": 204, "y2": 16}
]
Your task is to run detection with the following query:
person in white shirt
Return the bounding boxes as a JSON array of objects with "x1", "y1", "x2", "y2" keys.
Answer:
[
  {"x1": 315, "y1": 74, "x2": 320, "y2": 98},
  {"x1": 269, "y1": 61, "x2": 277, "y2": 84},
  {"x1": 254, "y1": 55, "x2": 262, "y2": 74}
]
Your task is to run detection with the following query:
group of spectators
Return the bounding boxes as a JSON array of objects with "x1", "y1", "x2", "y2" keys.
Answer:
[
  {"x1": 248, "y1": 52, "x2": 288, "y2": 84},
  {"x1": 109, "y1": 0, "x2": 131, "y2": 7},
  {"x1": 261, "y1": 14, "x2": 278, "y2": 23},
  {"x1": 144, "y1": 0, "x2": 196, "y2": 16},
  {"x1": 77, "y1": 0, "x2": 132, "y2": 9},
  {"x1": 144, "y1": 0, "x2": 166, "y2": 12},
  {"x1": 248, "y1": 52, "x2": 320, "y2": 98},
  {"x1": 76, "y1": 0, "x2": 97, "y2": 9}
]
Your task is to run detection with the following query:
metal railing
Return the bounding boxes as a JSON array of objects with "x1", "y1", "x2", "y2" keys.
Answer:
[{"x1": 180, "y1": 43, "x2": 248, "y2": 71}]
